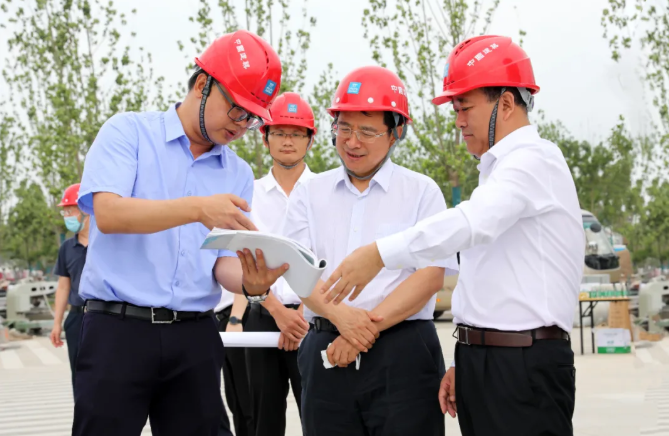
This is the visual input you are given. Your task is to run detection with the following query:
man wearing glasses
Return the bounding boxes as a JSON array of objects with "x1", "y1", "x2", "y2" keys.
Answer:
[
  {"x1": 72, "y1": 30, "x2": 287, "y2": 436},
  {"x1": 281, "y1": 66, "x2": 457, "y2": 435},
  {"x1": 244, "y1": 92, "x2": 316, "y2": 436},
  {"x1": 50, "y1": 183, "x2": 89, "y2": 393}
]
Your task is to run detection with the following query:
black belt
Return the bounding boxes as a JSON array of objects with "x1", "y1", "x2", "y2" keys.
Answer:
[
  {"x1": 69, "y1": 305, "x2": 85, "y2": 313},
  {"x1": 310, "y1": 316, "x2": 338, "y2": 333},
  {"x1": 85, "y1": 300, "x2": 213, "y2": 324}
]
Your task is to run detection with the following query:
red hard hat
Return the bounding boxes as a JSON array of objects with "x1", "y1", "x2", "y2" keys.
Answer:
[
  {"x1": 259, "y1": 92, "x2": 318, "y2": 134},
  {"x1": 58, "y1": 183, "x2": 80, "y2": 207},
  {"x1": 327, "y1": 66, "x2": 412, "y2": 123},
  {"x1": 194, "y1": 30, "x2": 282, "y2": 122},
  {"x1": 432, "y1": 35, "x2": 540, "y2": 106}
]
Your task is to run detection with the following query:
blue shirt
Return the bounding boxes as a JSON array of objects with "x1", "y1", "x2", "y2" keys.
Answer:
[
  {"x1": 77, "y1": 103, "x2": 254, "y2": 311},
  {"x1": 53, "y1": 235, "x2": 87, "y2": 306}
]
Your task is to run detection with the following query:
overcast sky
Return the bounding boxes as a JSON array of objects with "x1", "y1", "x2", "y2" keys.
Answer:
[{"x1": 0, "y1": 0, "x2": 655, "y2": 145}]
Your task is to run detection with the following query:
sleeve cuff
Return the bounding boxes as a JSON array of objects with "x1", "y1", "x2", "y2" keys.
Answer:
[
  {"x1": 217, "y1": 249, "x2": 237, "y2": 258},
  {"x1": 376, "y1": 231, "x2": 416, "y2": 271}
]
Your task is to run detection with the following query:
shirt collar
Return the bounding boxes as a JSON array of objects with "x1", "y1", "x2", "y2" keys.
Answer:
[
  {"x1": 478, "y1": 124, "x2": 540, "y2": 173},
  {"x1": 164, "y1": 103, "x2": 187, "y2": 143},
  {"x1": 164, "y1": 102, "x2": 226, "y2": 167},
  {"x1": 261, "y1": 164, "x2": 313, "y2": 193},
  {"x1": 334, "y1": 159, "x2": 395, "y2": 193},
  {"x1": 73, "y1": 234, "x2": 86, "y2": 248}
]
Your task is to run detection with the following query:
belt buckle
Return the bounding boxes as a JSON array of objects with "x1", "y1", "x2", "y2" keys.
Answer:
[
  {"x1": 457, "y1": 326, "x2": 471, "y2": 345},
  {"x1": 151, "y1": 308, "x2": 177, "y2": 324}
]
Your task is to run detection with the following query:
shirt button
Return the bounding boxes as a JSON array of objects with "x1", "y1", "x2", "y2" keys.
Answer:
[
  {"x1": 175, "y1": 281, "x2": 180, "y2": 287},
  {"x1": 186, "y1": 191, "x2": 192, "y2": 196},
  {"x1": 354, "y1": 228, "x2": 359, "y2": 232},
  {"x1": 180, "y1": 249, "x2": 186, "y2": 256}
]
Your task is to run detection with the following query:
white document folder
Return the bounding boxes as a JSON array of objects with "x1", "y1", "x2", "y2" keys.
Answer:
[{"x1": 201, "y1": 228, "x2": 327, "y2": 298}]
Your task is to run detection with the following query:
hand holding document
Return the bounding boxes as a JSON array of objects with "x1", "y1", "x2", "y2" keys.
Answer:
[{"x1": 201, "y1": 228, "x2": 327, "y2": 298}]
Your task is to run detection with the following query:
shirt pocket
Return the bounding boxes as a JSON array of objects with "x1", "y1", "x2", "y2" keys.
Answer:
[{"x1": 375, "y1": 222, "x2": 413, "y2": 240}]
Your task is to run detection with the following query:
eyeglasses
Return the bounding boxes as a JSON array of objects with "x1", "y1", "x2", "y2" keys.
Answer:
[
  {"x1": 59, "y1": 209, "x2": 79, "y2": 217},
  {"x1": 269, "y1": 132, "x2": 309, "y2": 140},
  {"x1": 214, "y1": 81, "x2": 264, "y2": 131},
  {"x1": 332, "y1": 124, "x2": 389, "y2": 144}
]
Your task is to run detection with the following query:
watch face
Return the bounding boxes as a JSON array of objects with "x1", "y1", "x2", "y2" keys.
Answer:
[{"x1": 229, "y1": 316, "x2": 240, "y2": 325}]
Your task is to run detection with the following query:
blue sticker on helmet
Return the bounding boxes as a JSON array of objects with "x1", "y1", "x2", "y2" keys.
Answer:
[
  {"x1": 263, "y1": 79, "x2": 277, "y2": 96},
  {"x1": 443, "y1": 62, "x2": 449, "y2": 78},
  {"x1": 287, "y1": 104, "x2": 298, "y2": 113},
  {"x1": 347, "y1": 82, "x2": 362, "y2": 94}
]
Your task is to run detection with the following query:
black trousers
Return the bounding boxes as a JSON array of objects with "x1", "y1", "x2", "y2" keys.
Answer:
[
  {"x1": 298, "y1": 319, "x2": 445, "y2": 436},
  {"x1": 72, "y1": 310, "x2": 226, "y2": 436},
  {"x1": 245, "y1": 303, "x2": 302, "y2": 436},
  {"x1": 63, "y1": 308, "x2": 84, "y2": 392},
  {"x1": 455, "y1": 335, "x2": 576, "y2": 436},
  {"x1": 217, "y1": 304, "x2": 254, "y2": 436}
]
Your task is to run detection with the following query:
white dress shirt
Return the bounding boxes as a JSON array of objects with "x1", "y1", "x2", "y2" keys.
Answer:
[
  {"x1": 251, "y1": 165, "x2": 315, "y2": 306},
  {"x1": 377, "y1": 125, "x2": 585, "y2": 332},
  {"x1": 282, "y1": 160, "x2": 458, "y2": 323}
]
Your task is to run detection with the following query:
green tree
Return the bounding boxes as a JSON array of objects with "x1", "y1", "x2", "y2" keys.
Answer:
[
  {"x1": 0, "y1": 0, "x2": 166, "y2": 210},
  {"x1": 537, "y1": 111, "x2": 662, "y2": 263},
  {"x1": 641, "y1": 179, "x2": 669, "y2": 267},
  {"x1": 0, "y1": 108, "x2": 22, "y2": 247},
  {"x1": 4, "y1": 181, "x2": 59, "y2": 270},
  {"x1": 176, "y1": 0, "x2": 339, "y2": 178},
  {"x1": 361, "y1": 0, "x2": 506, "y2": 205},
  {"x1": 602, "y1": 0, "x2": 669, "y2": 138},
  {"x1": 1, "y1": 0, "x2": 167, "y2": 254}
]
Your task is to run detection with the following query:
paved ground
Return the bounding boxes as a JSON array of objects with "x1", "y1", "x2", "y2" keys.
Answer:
[{"x1": 1, "y1": 319, "x2": 668, "y2": 435}]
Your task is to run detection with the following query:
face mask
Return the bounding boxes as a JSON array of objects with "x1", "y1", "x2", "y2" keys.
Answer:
[{"x1": 64, "y1": 216, "x2": 84, "y2": 233}]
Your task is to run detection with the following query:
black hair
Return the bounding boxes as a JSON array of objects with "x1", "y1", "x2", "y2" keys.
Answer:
[
  {"x1": 188, "y1": 68, "x2": 207, "y2": 91},
  {"x1": 360, "y1": 111, "x2": 406, "y2": 131},
  {"x1": 481, "y1": 87, "x2": 527, "y2": 112}
]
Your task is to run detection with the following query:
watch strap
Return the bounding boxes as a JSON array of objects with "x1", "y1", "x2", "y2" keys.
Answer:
[{"x1": 242, "y1": 284, "x2": 270, "y2": 303}]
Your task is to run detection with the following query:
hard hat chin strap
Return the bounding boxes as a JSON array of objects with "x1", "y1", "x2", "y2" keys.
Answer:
[
  {"x1": 487, "y1": 86, "x2": 506, "y2": 151},
  {"x1": 332, "y1": 113, "x2": 406, "y2": 181},
  {"x1": 487, "y1": 86, "x2": 534, "y2": 151},
  {"x1": 199, "y1": 75, "x2": 214, "y2": 144}
]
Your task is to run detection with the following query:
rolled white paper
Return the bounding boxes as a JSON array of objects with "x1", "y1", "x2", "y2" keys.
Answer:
[{"x1": 220, "y1": 332, "x2": 302, "y2": 348}]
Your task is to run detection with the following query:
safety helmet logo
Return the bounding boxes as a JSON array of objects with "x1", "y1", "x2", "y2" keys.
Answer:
[
  {"x1": 263, "y1": 79, "x2": 277, "y2": 96},
  {"x1": 287, "y1": 104, "x2": 298, "y2": 113},
  {"x1": 347, "y1": 82, "x2": 362, "y2": 94}
]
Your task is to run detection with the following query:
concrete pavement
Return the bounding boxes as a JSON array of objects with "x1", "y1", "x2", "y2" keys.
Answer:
[{"x1": 1, "y1": 320, "x2": 668, "y2": 435}]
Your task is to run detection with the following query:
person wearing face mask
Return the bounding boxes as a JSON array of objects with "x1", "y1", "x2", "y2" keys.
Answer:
[
  {"x1": 50, "y1": 183, "x2": 90, "y2": 393},
  {"x1": 72, "y1": 30, "x2": 288, "y2": 436},
  {"x1": 320, "y1": 35, "x2": 584, "y2": 436}
]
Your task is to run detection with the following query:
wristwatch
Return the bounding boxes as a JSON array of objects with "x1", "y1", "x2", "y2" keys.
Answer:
[
  {"x1": 242, "y1": 284, "x2": 270, "y2": 303},
  {"x1": 229, "y1": 316, "x2": 241, "y2": 325}
]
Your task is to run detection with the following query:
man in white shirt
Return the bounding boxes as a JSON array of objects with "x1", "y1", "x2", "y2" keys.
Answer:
[
  {"x1": 282, "y1": 66, "x2": 458, "y2": 436},
  {"x1": 320, "y1": 36, "x2": 584, "y2": 436},
  {"x1": 244, "y1": 92, "x2": 315, "y2": 436},
  {"x1": 215, "y1": 289, "x2": 253, "y2": 436}
]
